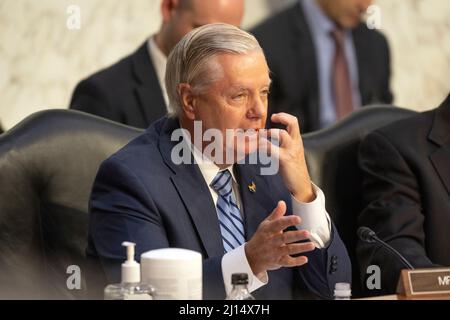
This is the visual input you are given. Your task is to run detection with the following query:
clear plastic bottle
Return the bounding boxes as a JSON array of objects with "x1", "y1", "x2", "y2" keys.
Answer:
[
  {"x1": 226, "y1": 273, "x2": 255, "y2": 300},
  {"x1": 104, "y1": 242, "x2": 155, "y2": 300},
  {"x1": 334, "y1": 282, "x2": 351, "y2": 300},
  {"x1": 104, "y1": 282, "x2": 155, "y2": 300}
]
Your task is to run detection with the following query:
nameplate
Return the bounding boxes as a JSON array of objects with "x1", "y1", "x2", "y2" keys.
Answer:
[{"x1": 397, "y1": 268, "x2": 450, "y2": 299}]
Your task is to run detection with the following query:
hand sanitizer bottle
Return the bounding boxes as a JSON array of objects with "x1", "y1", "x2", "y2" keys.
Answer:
[{"x1": 104, "y1": 242, "x2": 155, "y2": 300}]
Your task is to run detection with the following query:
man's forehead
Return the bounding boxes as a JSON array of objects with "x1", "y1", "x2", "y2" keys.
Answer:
[
  {"x1": 225, "y1": 78, "x2": 272, "y2": 90},
  {"x1": 186, "y1": 0, "x2": 244, "y2": 10},
  {"x1": 201, "y1": 52, "x2": 268, "y2": 86},
  {"x1": 217, "y1": 51, "x2": 268, "y2": 69},
  {"x1": 185, "y1": 0, "x2": 244, "y2": 24}
]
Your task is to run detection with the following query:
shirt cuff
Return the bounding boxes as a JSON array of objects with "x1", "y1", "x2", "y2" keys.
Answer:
[
  {"x1": 291, "y1": 183, "x2": 331, "y2": 248},
  {"x1": 221, "y1": 244, "x2": 268, "y2": 295}
]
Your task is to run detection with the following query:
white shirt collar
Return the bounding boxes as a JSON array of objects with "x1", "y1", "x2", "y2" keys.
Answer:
[
  {"x1": 147, "y1": 35, "x2": 171, "y2": 112},
  {"x1": 180, "y1": 126, "x2": 238, "y2": 187}
]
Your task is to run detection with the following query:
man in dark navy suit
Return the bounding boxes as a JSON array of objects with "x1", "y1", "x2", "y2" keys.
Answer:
[
  {"x1": 88, "y1": 23, "x2": 351, "y2": 300},
  {"x1": 69, "y1": 0, "x2": 244, "y2": 128}
]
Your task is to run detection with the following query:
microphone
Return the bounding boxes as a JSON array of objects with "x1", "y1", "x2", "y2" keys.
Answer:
[{"x1": 357, "y1": 226, "x2": 414, "y2": 270}]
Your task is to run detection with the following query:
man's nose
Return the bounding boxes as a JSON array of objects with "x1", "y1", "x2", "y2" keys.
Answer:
[{"x1": 247, "y1": 95, "x2": 266, "y2": 119}]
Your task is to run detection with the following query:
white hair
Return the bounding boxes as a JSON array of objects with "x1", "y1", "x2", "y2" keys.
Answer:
[{"x1": 165, "y1": 23, "x2": 263, "y2": 118}]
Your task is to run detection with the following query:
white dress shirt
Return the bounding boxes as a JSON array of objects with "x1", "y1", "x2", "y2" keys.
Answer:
[
  {"x1": 147, "y1": 35, "x2": 172, "y2": 113},
  {"x1": 182, "y1": 129, "x2": 332, "y2": 295}
]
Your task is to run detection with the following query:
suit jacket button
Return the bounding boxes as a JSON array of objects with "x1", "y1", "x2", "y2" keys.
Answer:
[{"x1": 330, "y1": 266, "x2": 338, "y2": 274}]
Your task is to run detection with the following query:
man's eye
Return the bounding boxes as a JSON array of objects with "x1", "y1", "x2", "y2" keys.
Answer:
[
  {"x1": 261, "y1": 90, "x2": 270, "y2": 97},
  {"x1": 233, "y1": 94, "x2": 246, "y2": 100}
]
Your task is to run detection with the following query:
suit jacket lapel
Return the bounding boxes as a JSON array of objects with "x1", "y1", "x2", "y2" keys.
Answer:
[
  {"x1": 430, "y1": 148, "x2": 450, "y2": 196},
  {"x1": 158, "y1": 118, "x2": 224, "y2": 258},
  {"x1": 352, "y1": 25, "x2": 374, "y2": 106},
  {"x1": 132, "y1": 42, "x2": 167, "y2": 126},
  {"x1": 235, "y1": 164, "x2": 279, "y2": 240},
  {"x1": 428, "y1": 95, "x2": 450, "y2": 196}
]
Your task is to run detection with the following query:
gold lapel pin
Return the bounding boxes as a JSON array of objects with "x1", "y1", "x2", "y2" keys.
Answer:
[{"x1": 248, "y1": 181, "x2": 256, "y2": 193}]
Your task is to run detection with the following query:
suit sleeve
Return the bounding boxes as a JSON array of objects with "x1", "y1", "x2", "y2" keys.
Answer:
[
  {"x1": 298, "y1": 224, "x2": 352, "y2": 300},
  {"x1": 357, "y1": 131, "x2": 435, "y2": 294},
  {"x1": 88, "y1": 157, "x2": 225, "y2": 299},
  {"x1": 69, "y1": 79, "x2": 123, "y2": 123}
]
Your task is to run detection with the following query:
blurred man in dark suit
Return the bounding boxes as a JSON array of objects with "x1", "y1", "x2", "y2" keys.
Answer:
[
  {"x1": 70, "y1": 0, "x2": 244, "y2": 128},
  {"x1": 357, "y1": 94, "x2": 450, "y2": 294},
  {"x1": 252, "y1": 0, "x2": 393, "y2": 132}
]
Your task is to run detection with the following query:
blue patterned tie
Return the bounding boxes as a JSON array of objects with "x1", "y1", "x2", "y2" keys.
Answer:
[{"x1": 210, "y1": 169, "x2": 246, "y2": 253}]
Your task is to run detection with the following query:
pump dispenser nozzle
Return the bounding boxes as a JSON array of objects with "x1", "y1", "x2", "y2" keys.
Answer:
[
  {"x1": 121, "y1": 241, "x2": 140, "y2": 283},
  {"x1": 104, "y1": 241, "x2": 154, "y2": 299}
]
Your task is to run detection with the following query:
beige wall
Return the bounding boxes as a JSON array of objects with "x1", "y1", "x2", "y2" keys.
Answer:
[{"x1": 0, "y1": 0, "x2": 449, "y2": 130}]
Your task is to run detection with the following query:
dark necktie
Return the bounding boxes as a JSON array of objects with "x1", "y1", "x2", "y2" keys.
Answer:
[{"x1": 331, "y1": 28, "x2": 354, "y2": 119}]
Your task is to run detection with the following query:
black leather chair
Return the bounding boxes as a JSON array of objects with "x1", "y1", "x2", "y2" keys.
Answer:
[
  {"x1": 302, "y1": 105, "x2": 417, "y2": 296},
  {"x1": 0, "y1": 106, "x2": 416, "y2": 299},
  {"x1": 0, "y1": 110, "x2": 142, "y2": 299}
]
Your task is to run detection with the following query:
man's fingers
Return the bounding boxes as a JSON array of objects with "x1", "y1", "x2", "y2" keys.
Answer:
[
  {"x1": 260, "y1": 129, "x2": 292, "y2": 149},
  {"x1": 257, "y1": 135, "x2": 278, "y2": 156},
  {"x1": 279, "y1": 254, "x2": 309, "y2": 267},
  {"x1": 266, "y1": 201, "x2": 287, "y2": 222},
  {"x1": 273, "y1": 229, "x2": 310, "y2": 246},
  {"x1": 280, "y1": 242, "x2": 316, "y2": 257},
  {"x1": 271, "y1": 113, "x2": 301, "y2": 140},
  {"x1": 266, "y1": 215, "x2": 302, "y2": 234}
]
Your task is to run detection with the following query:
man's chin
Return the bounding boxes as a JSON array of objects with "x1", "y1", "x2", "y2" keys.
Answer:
[
  {"x1": 337, "y1": 14, "x2": 361, "y2": 29},
  {"x1": 346, "y1": 15, "x2": 363, "y2": 28}
]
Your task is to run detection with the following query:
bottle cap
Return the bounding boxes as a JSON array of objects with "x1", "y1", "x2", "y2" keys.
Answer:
[
  {"x1": 334, "y1": 282, "x2": 352, "y2": 297},
  {"x1": 121, "y1": 241, "x2": 140, "y2": 283},
  {"x1": 231, "y1": 273, "x2": 249, "y2": 285}
]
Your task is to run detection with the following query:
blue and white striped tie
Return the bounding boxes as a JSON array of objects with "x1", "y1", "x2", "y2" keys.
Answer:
[{"x1": 211, "y1": 169, "x2": 245, "y2": 253}]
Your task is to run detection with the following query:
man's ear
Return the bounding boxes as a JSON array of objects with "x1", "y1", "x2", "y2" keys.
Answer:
[
  {"x1": 178, "y1": 83, "x2": 196, "y2": 120},
  {"x1": 161, "y1": 0, "x2": 180, "y2": 23}
]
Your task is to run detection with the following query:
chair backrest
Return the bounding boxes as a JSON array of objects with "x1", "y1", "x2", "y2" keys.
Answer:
[
  {"x1": 302, "y1": 105, "x2": 417, "y2": 295},
  {"x1": 0, "y1": 109, "x2": 143, "y2": 299},
  {"x1": 0, "y1": 106, "x2": 418, "y2": 298}
]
